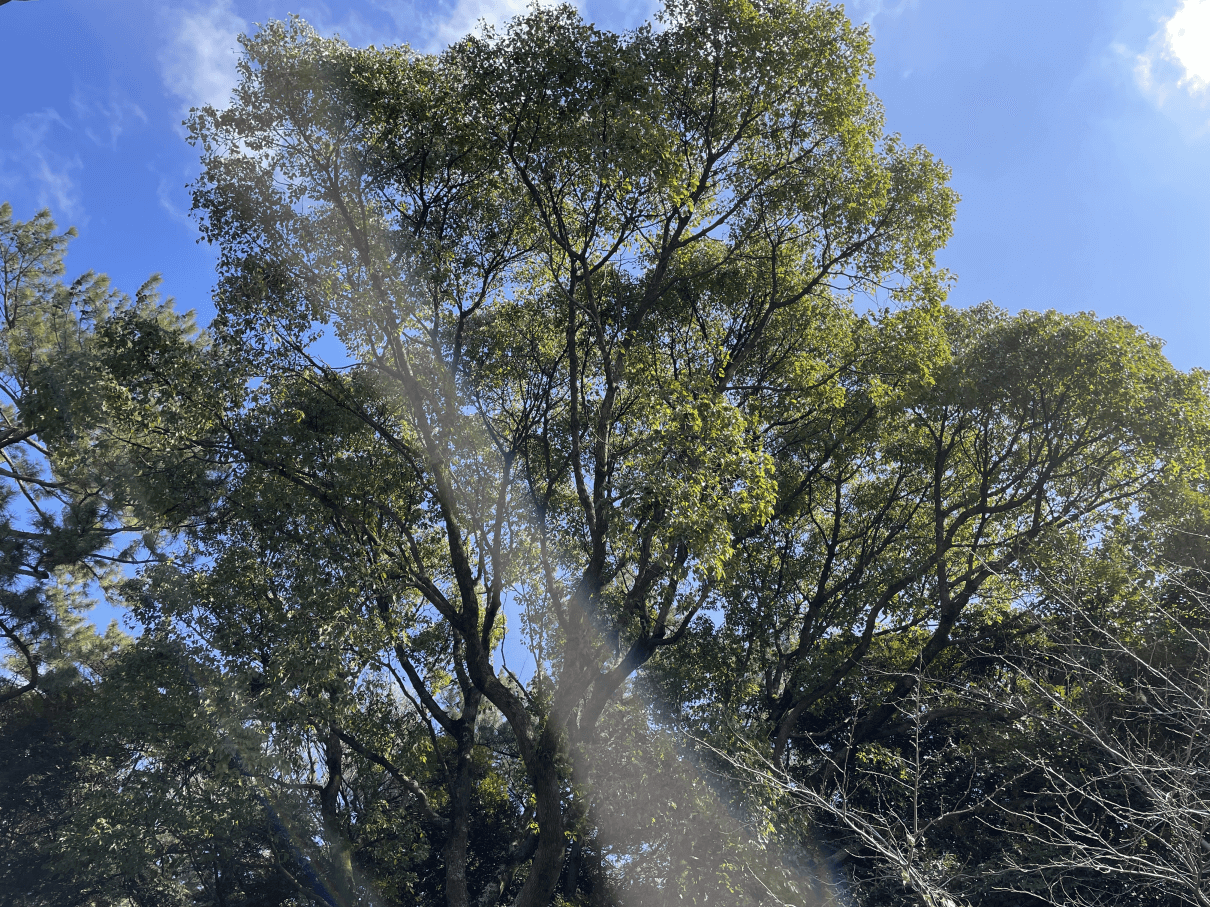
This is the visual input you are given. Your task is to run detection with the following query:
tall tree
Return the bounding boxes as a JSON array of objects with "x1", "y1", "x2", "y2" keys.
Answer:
[
  {"x1": 1, "y1": 202, "x2": 213, "y2": 906},
  {"x1": 171, "y1": 2, "x2": 955, "y2": 904},
  {"x1": 1, "y1": 201, "x2": 206, "y2": 701},
  {"x1": 87, "y1": 2, "x2": 1208, "y2": 906}
]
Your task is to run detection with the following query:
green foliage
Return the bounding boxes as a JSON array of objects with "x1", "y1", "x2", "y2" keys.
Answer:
[
  {"x1": 0, "y1": 202, "x2": 207, "y2": 704},
  {"x1": 7, "y1": 3, "x2": 1210, "y2": 907}
]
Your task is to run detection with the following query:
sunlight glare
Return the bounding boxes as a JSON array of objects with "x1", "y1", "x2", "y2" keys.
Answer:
[{"x1": 1167, "y1": 0, "x2": 1210, "y2": 92}]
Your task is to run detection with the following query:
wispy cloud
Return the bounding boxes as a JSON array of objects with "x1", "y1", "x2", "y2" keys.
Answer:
[
  {"x1": 71, "y1": 84, "x2": 147, "y2": 150},
  {"x1": 156, "y1": 173, "x2": 195, "y2": 230},
  {"x1": 848, "y1": 0, "x2": 918, "y2": 35},
  {"x1": 366, "y1": 0, "x2": 581, "y2": 54},
  {"x1": 427, "y1": 0, "x2": 547, "y2": 49},
  {"x1": 0, "y1": 109, "x2": 85, "y2": 224},
  {"x1": 292, "y1": 1, "x2": 401, "y2": 47},
  {"x1": 159, "y1": 0, "x2": 247, "y2": 112},
  {"x1": 300, "y1": 0, "x2": 652, "y2": 54}
]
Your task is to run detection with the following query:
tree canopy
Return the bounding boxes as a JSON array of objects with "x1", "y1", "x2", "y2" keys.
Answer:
[{"x1": 5, "y1": 2, "x2": 1210, "y2": 906}]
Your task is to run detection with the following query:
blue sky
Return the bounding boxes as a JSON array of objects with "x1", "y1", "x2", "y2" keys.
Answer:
[{"x1": 2, "y1": 0, "x2": 1209, "y2": 367}]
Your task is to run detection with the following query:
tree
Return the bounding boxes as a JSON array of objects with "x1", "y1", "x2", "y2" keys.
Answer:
[
  {"x1": 970, "y1": 500, "x2": 1210, "y2": 907},
  {"x1": 1, "y1": 202, "x2": 214, "y2": 906},
  {"x1": 658, "y1": 305, "x2": 1208, "y2": 907},
  {"x1": 160, "y1": 2, "x2": 955, "y2": 904},
  {"x1": 0, "y1": 617, "x2": 131, "y2": 907},
  {"x1": 20, "y1": 2, "x2": 1201, "y2": 906},
  {"x1": 1, "y1": 201, "x2": 205, "y2": 701},
  {"x1": 127, "y1": 1, "x2": 1207, "y2": 904}
]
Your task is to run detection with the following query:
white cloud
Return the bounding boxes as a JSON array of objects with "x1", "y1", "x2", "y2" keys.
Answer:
[
  {"x1": 1135, "y1": 0, "x2": 1210, "y2": 106},
  {"x1": 0, "y1": 110, "x2": 85, "y2": 224},
  {"x1": 159, "y1": 0, "x2": 247, "y2": 112},
  {"x1": 1166, "y1": 0, "x2": 1210, "y2": 92}
]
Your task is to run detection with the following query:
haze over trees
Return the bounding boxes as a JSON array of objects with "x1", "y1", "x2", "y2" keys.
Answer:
[{"x1": 4, "y1": 2, "x2": 1210, "y2": 906}]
